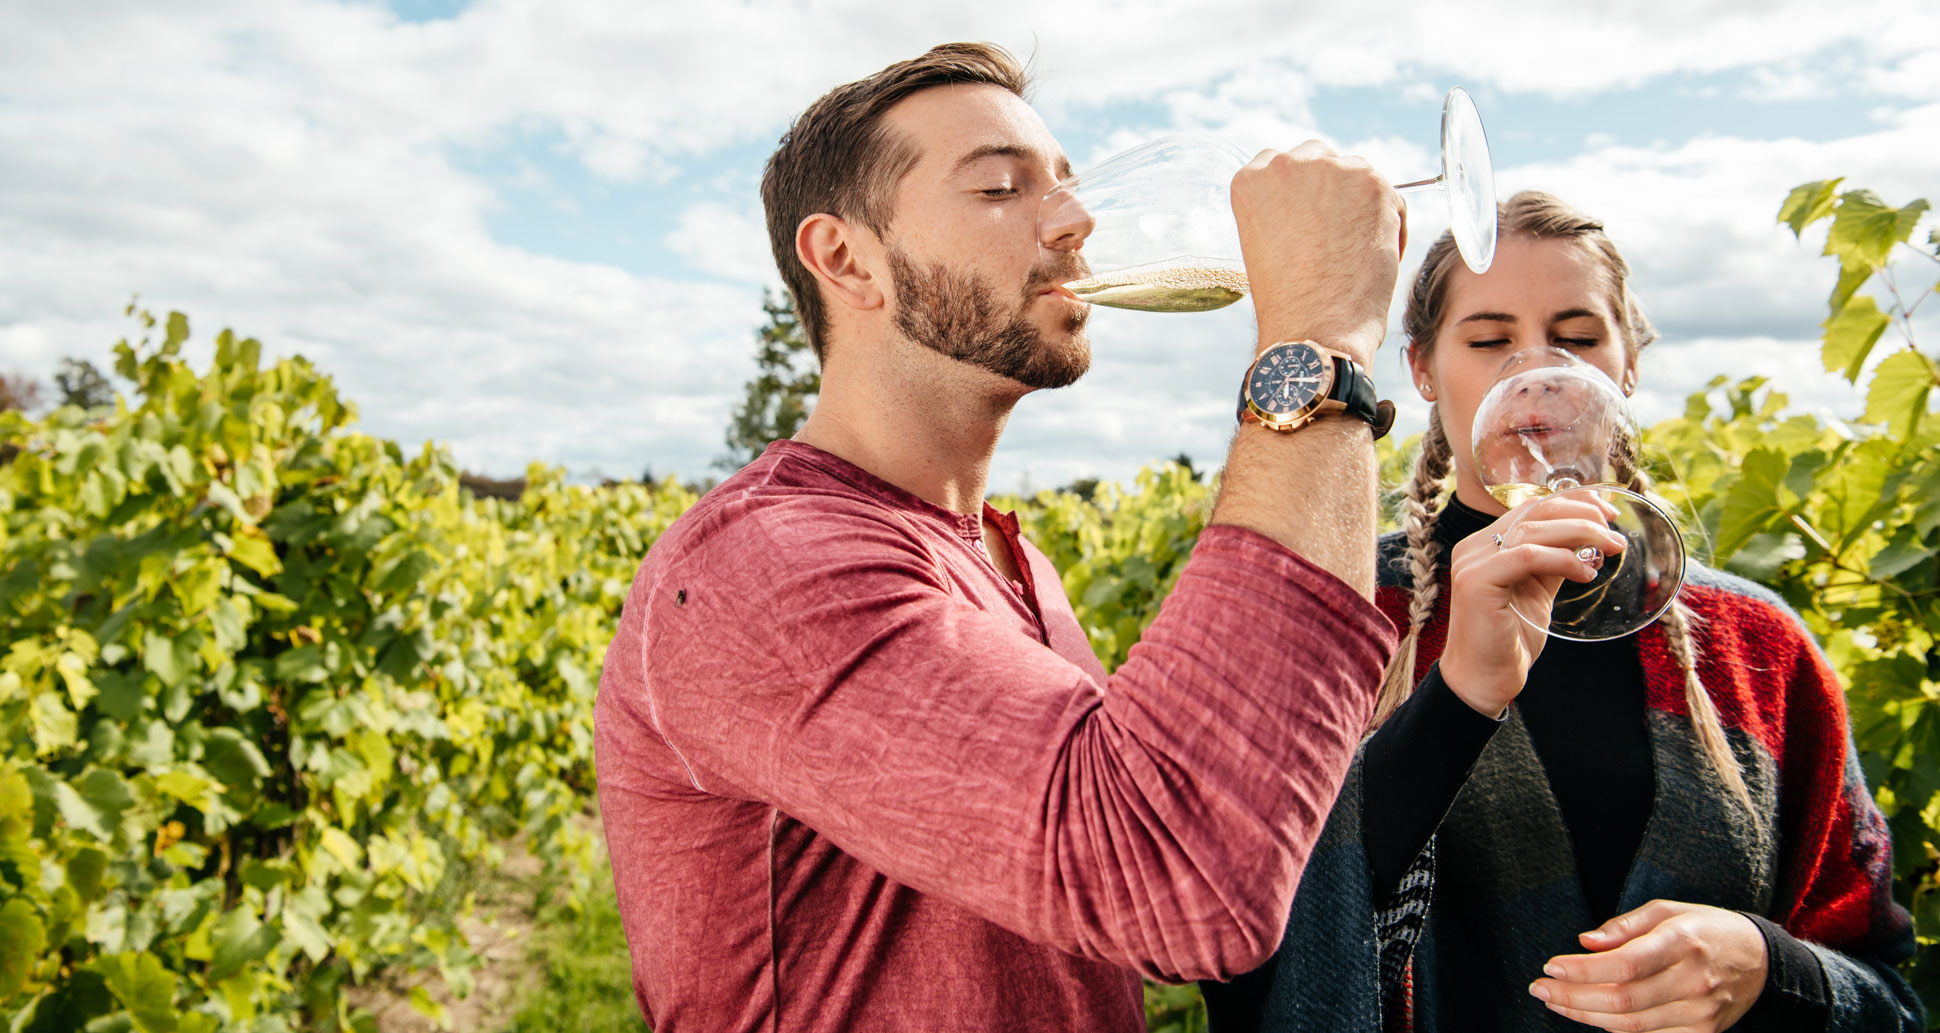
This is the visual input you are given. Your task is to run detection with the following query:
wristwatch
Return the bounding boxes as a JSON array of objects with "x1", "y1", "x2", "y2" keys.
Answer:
[{"x1": 1237, "y1": 340, "x2": 1395, "y2": 438}]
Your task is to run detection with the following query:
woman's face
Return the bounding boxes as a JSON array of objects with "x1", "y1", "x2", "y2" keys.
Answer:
[{"x1": 1411, "y1": 234, "x2": 1639, "y2": 512}]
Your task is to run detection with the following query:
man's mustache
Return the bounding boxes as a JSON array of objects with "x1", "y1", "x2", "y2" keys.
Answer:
[{"x1": 1026, "y1": 253, "x2": 1091, "y2": 296}]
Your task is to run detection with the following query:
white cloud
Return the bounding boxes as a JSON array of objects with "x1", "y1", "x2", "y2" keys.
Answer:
[
  {"x1": 665, "y1": 200, "x2": 774, "y2": 285},
  {"x1": 2, "y1": 0, "x2": 1936, "y2": 491}
]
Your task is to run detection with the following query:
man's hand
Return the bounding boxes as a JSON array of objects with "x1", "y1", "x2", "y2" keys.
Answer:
[
  {"x1": 1438, "y1": 492, "x2": 1626, "y2": 717},
  {"x1": 1229, "y1": 141, "x2": 1405, "y2": 366},
  {"x1": 1529, "y1": 899, "x2": 1768, "y2": 1033}
]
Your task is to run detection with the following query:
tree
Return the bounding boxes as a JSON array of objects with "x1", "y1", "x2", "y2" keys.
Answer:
[
  {"x1": 0, "y1": 372, "x2": 43, "y2": 413},
  {"x1": 717, "y1": 290, "x2": 820, "y2": 470},
  {"x1": 54, "y1": 357, "x2": 116, "y2": 409}
]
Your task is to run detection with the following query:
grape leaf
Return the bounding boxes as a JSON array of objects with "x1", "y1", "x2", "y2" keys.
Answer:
[
  {"x1": 1716, "y1": 447, "x2": 1791, "y2": 559},
  {"x1": 93, "y1": 950, "x2": 180, "y2": 1033},
  {"x1": 1822, "y1": 297, "x2": 1891, "y2": 384},
  {"x1": 1827, "y1": 191, "x2": 1931, "y2": 269},
  {"x1": 1778, "y1": 178, "x2": 1842, "y2": 237},
  {"x1": 1865, "y1": 349, "x2": 1937, "y2": 440},
  {"x1": 54, "y1": 769, "x2": 135, "y2": 843},
  {"x1": 208, "y1": 907, "x2": 278, "y2": 980},
  {"x1": 0, "y1": 897, "x2": 46, "y2": 1000}
]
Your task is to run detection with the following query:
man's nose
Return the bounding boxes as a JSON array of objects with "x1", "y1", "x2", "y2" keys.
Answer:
[{"x1": 1038, "y1": 185, "x2": 1094, "y2": 253}]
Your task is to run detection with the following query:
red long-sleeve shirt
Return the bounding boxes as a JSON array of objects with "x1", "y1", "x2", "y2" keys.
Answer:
[{"x1": 594, "y1": 440, "x2": 1396, "y2": 1032}]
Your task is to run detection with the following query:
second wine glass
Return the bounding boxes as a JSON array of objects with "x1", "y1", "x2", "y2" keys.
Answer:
[
  {"x1": 1037, "y1": 87, "x2": 1496, "y2": 313},
  {"x1": 1472, "y1": 347, "x2": 1686, "y2": 641}
]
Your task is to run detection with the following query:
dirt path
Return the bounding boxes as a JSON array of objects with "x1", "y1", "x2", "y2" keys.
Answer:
[{"x1": 345, "y1": 819, "x2": 589, "y2": 1032}]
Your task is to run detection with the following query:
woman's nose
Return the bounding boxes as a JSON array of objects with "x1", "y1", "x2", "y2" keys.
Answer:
[{"x1": 1038, "y1": 185, "x2": 1094, "y2": 253}]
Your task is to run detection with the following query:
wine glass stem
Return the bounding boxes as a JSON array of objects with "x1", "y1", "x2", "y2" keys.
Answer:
[{"x1": 1393, "y1": 175, "x2": 1443, "y2": 194}]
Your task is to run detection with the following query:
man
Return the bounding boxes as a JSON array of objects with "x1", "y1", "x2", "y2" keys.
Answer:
[{"x1": 595, "y1": 42, "x2": 1405, "y2": 1032}]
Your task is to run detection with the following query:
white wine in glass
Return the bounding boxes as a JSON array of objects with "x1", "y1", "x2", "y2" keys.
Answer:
[{"x1": 1064, "y1": 260, "x2": 1250, "y2": 312}]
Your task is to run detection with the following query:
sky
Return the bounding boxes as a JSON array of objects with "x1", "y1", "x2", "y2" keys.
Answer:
[{"x1": 2, "y1": 0, "x2": 1936, "y2": 493}]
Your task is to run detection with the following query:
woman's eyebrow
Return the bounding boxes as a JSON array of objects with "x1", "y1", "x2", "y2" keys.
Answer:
[
  {"x1": 1455, "y1": 311, "x2": 1515, "y2": 325},
  {"x1": 1550, "y1": 307, "x2": 1601, "y2": 321}
]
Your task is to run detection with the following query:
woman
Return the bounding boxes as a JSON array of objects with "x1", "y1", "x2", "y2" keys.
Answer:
[{"x1": 1202, "y1": 192, "x2": 1922, "y2": 1032}]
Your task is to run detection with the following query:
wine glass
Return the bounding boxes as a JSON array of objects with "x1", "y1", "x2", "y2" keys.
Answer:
[
  {"x1": 1471, "y1": 347, "x2": 1685, "y2": 641},
  {"x1": 1038, "y1": 87, "x2": 1496, "y2": 313}
]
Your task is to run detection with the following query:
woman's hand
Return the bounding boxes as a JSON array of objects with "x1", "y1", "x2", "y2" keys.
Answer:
[
  {"x1": 1438, "y1": 492, "x2": 1625, "y2": 717},
  {"x1": 1528, "y1": 899, "x2": 1769, "y2": 1033}
]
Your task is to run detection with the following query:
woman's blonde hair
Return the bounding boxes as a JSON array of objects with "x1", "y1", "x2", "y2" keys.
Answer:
[{"x1": 1378, "y1": 190, "x2": 1753, "y2": 814}]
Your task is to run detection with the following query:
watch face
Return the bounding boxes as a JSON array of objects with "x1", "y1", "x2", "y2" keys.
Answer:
[{"x1": 1248, "y1": 344, "x2": 1328, "y2": 417}]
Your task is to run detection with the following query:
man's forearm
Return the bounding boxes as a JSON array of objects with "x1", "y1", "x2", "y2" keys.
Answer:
[{"x1": 1210, "y1": 416, "x2": 1379, "y2": 598}]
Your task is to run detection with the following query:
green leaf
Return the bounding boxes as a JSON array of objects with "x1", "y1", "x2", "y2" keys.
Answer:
[
  {"x1": 227, "y1": 528, "x2": 281, "y2": 578},
  {"x1": 0, "y1": 896, "x2": 47, "y2": 1000},
  {"x1": 319, "y1": 826, "x2": 364, "y2": 870},
  {"x1": 23, "y1": 970, "x2": 117, "y2": 1033},
  {"x1": 154, "y1": 771, "x2": 222, "y2": 813},
  {"x1": 0, "y1": 768, "x2": 31, "y2": 823},
  {"x1": 1870, "y1": 524, "x2": 1934, "y2": 580},
  {"x1": 92, "y1": 950, "x2": 180, "y2": 1033},
  {"x1": 374, "y1": 549, "x2": 438, "y2": 596},
  {"x1": 1716, "y1": 447, "x2": 1790, "y2": 559},
  {"x1": 54, "y1": 769, "x2": 136, "y2": 843},
  {"x1": 67, "y1": 846, "x2": 109, "y2": 902},
  {"x1": 209, "y1": 598, "x2": 246, "y2": 653},
  {"x1": 200, "y1": 728, "x2": 271, "y2": 801},
  {"x1": 1722, "y1": 531, "x2": 1806, "y2": 582},
  {"x1": 1778, "y1": 178, "x2": 1842, "y2": 237},
  {"x1": 1827, "y1": 256, "x2": 1872, "y2": 314},
  {"x1": 273, "y1": 645, "x2": 328, "y2": 683},
  {"x1": 142, "y1": 630, "x2": 196, "y2": 689},
  {"x1": 1864, "y1": 349, "x2": 1937, "y2": 439},
  {"x1": 281, "y1": 887, "x2": 332, "y2": 962},
  {"x1": 163, "y1": 311, "x2": 190, "y2": 352},
  {"x1": 28, "y1": 693, "x2": 78, "y2": 756},
  {"x1": 1822, "y1": 296, "x2": 1891, "y2": 384},
  {"x1": 208, "y1": 906, "x2": 278, "y2": 980},
  {"x1": 1827, "y1": 190, "x2": 1931, "y2": 269},
  {"x1": 203, "y1": 481, "x2": 252, "y2": 525}
]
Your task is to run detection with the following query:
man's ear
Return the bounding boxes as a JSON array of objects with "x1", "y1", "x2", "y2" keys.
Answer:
[{"x1": 797, "y1": 213, "x2": 885, "y2": 314}]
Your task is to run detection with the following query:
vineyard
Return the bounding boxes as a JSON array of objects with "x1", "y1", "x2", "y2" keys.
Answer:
[{"x1": 2, "y1": 182, "x2": 1936, "y2": 1031}]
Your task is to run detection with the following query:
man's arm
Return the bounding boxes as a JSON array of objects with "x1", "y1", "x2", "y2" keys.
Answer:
[{"x1": 1210, "y1": 142, "x2": 1405, "y2": 597}]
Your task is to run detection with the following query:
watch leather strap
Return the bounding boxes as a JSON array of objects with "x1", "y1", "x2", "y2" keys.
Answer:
[{"x1": 1330, "y1": 355, "x2": 1397, "y2": 439}]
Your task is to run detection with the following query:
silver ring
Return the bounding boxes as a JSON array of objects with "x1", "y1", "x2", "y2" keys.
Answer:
[{"x1": 1491, "y1": 533, "x2": 1506, "y2": 550}]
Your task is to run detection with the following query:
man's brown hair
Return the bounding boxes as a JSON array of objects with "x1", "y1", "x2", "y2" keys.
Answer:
[{"x1": 761, "y1": 42, "x2": 1029, "y2": 364}]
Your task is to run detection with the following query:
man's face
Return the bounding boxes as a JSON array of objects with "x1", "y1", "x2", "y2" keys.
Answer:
[{"x1": 873, "y1": 84, "x2": 1092, "y2": 390}]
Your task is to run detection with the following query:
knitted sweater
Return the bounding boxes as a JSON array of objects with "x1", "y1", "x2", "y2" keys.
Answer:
[{"x1": 1223, "y1": 531, "x2": 1921, "y2": 1032}]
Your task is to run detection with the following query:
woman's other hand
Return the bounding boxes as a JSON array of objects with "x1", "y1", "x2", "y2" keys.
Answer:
[
  {"x1": 1528, "y1": 899, "x2": 1769, "y2": 1032},
  {"x1": 1437, "y1": 492, "x2": 1624, "y2": 717}
]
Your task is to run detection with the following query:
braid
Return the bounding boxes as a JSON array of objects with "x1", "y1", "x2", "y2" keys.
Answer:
[
  {"x1": 1629, "y1": 467, "x2": 1755, "y2": 816},
  {"x1": 1373, "y1": 408, "x2": 1453, "y2": 726}
]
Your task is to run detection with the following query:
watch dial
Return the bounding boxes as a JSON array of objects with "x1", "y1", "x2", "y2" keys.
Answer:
[{"x1": 1249, "y1": 346, "x2": 1327, "y2": 414}]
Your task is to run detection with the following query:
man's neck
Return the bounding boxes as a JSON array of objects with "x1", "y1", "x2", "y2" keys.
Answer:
[{"x1": 793, "y1": 343, "x2": 1023, "y2": 520}]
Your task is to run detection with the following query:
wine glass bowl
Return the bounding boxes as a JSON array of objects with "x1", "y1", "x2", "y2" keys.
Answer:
[
  {"x1": 1041, "y1": 87, "x2": 1497, "y2": 313},
  {"x1": 1472, "y1": 347, "x2": 1685, "y2": 641},
  {"x1": 1041, "y1": 134, "x2": 1252, "y2": 312}
]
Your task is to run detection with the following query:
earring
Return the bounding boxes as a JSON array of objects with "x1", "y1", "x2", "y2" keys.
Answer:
[{"x1": 1419, "y1": 381, "x2": 1435, "y2": 399}]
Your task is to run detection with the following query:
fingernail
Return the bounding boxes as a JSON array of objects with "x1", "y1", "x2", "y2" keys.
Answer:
[
  {"x1": 1529, "y1": 981, "x2": 1550, "y2": 1001},
  {"x1": 1544, "y1": 963, "x2": 1564, "y2": 978}
]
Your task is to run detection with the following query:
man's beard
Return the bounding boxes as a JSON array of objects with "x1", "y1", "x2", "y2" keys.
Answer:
[{"x1": 886, "y1": 246, "x2": 1091, "y2": 390}]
